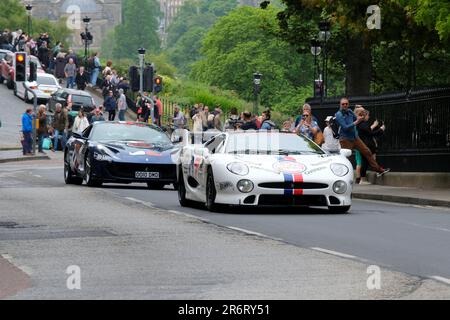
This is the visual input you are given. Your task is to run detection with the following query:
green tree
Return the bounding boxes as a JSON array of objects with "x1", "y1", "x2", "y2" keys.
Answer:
[
  {"x1": 112, "y1": 0, "x2": 160, "y2": 59},
  {"x1": 164, "y1": 0, "x2": 237, "y2": 74},
  {"x1": 191, "y1": 5, "x2": 312, "y2": 114}
]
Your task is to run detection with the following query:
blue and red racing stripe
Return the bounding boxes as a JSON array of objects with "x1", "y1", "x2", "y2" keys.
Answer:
[{"x1": 283, "y1": 173, "x2": 304, "y2": 196}]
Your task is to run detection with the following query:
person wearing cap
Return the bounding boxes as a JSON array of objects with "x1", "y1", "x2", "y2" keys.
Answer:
[{"x1": 322, "y1": 116, "x2": 341, "y2": 153}]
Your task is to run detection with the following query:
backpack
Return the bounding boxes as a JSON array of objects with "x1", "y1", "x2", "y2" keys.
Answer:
[{"x1": 329, "y1": 116, "x2": 340, "y2": 139}]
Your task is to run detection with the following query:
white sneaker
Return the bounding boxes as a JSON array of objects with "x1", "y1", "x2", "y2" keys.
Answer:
[{"x1": 359, "y1": 180, "x2": 371, "y2": 185}]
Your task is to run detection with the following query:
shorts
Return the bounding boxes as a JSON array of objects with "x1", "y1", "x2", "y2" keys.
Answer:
[{"x1": 355, "y1": 150, "x2": 362, "y2": 166}]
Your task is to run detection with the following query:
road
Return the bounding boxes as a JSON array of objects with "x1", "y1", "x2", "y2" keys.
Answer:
[{"x1": 1, "y1": 83, "x2": 450, "y2": 299}]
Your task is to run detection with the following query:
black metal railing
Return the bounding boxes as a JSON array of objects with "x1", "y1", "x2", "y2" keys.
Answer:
[{"x1": 306, "y1": 88, "x2": 450, "y2": 172}]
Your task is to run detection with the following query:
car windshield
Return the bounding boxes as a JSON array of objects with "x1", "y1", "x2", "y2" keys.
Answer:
[
  {"x1": 225, "y1": 132, "x2": 324, "y2": 155},
  {"x1": 72, "y1": 95, "x2": 93, "y2": 106},
  {"x1": 37, "y1": 76, "x2": 57, "y2": 86},
  {"x1": 92, "y1": 123, "x2": 172, "y2": 145}
]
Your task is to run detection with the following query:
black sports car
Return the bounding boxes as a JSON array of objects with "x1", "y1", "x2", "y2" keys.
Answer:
[{"x1": 64, "y1": 121, "x2": 180, "y2": 189}]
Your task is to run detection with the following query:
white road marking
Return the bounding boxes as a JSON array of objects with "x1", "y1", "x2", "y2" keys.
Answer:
[
  {"x1": 226, "y1": 226, "x2": 282, "y2": 241},
  {"x1": 407, "y1": 222, "x2": 450, "y2": 233},
  {"x1": 1, "y1": 254, "x2": 33, "y2": 276},
  {"x1": 125, "y1": 197, "x2": 155, "y2": 208},
  {"x1": 33, "y1": 175, "x2": 42, "y2": 178},
  {"x1": 430, "y1": 276, "x2": 450, "y2": 286},
  {"x1": 168, "y1": 210, "x2": 210, "y2": 223},
  {"x1": 310, "y1": 247, "x2": 357, "y2": 259}
]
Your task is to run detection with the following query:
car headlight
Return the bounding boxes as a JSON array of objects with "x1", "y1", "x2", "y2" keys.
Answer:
[
  {"x1": 330, "y1": 163, "x2": 349, "y2": 177},
  {"x1": 227, "y1": 162, "x2": 249, "y2": 176},
  {"x1": 332, "y1": 180, "x2": 347, "y2": 194},
  {"x1": 237, "y1": 179, "x2": 254, "y2": 193}
]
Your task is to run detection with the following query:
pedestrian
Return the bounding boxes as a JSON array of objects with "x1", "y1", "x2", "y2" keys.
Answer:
[
  {"x1": 102, "y1": 60, "x2": 113, "y2": 78},
  {"x1": 51, "y1": 103, "x2": 68, "y2": 152},
  {"x1": 260, "y1": 109, "x2": 276, "y2": 130},
  {"x1": 64, "y1": 58, "x2": 76, "y2": 89},
  {"x1": 281, "y1": 119, "x2": 293, "y2": 133},
  {"x1": 224, "y1": 107, "x2": 241, "y2": 130},
  {"x1": 357, "y1": 108, "x2": 386, "y2": 184},
  {"x1": 65, "y1": 49, "x2": 78, "y2": 67},
  {"x1": 91, "y1": 108, "x2": 105, "y2": 123},
  {"x1": 75, "y1": 66, "x2": 89, "y2": 90},
  {"x1": 117, "y1": 89, "x2": 128, "y2": 121},
  {"x1": 335, "y1": 97, "x2": 390, "y2": 177},
  {"x1": 201, "y1": 106, "x2": 210, "y2": 131},
  {"x1": 240, "y1": 111, "x2": 258, "y2": 130},
  {"x1": 295, "y1": 109, "x2": 321, "y2": 140},
  {"x1": 192, "y1": 105, "x2": 203, "y2": 133},
  {"x1": 353, "y1": 106, "x2": 365, "y2": 184},
  {"x1": 72, "y1": 108, "x2": 90, "y2": 134},
  {"x1": 37, "y1": 105, "x2": 49, "y2": 154},
  {"x1": 104, "y1": 90, "x2": 117, "y2": 121},
  {"x1": 322, "y1": 116, "x2": 341, "y2": 153},
  {"x1": 90, "y1": 52, "x2": 101, "y2": 87},
  {"x1": 213, "y1": 106, "x2": 223, "y2": 131},
  {"x1": 54, "y1": 53, "x2": 66, "y2": 79},
  {"x1": 37, "y1": 41, "x2": 49, "y2": 70},
  {"x1": 154, "y1": 96, "x2": 163, "y2": 126},
  {"x1": 295, "y1": 103, "x2": 318, "y2": 127},
  {"x1": 101, "y1": 75, "x2": 114, "y2": 99},
  {"x1": 21, "y1": 108, "x2": 33, "y2": 155},
  {"x1": 173, "y1": 105, "x2": 186, "y2": 130}
]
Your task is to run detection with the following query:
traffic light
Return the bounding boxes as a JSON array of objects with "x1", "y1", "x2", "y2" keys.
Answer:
[
  {"x1": 15, "y1": 52, "x2": 27, "y2": 82},
  {"x1": 154, "y1": 76, "x2": 163, "y2": 93},
  {"x1": 80, "y1": 32, "x2": 93, "y2": 43},
  {"x1": 143, "y1": 65, "x2": 154, "y2": 92},
  {"x1": 129, "y1": 66, "x2": 140, "y2": 92},
  {"x1": 29, "y1": 61, "x2": 37, "y2": 82}
]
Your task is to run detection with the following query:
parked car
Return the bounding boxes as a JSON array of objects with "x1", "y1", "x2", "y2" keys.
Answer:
[
  {"x1": 47, "y1": 88, "x2": 96, "y2": 113},
  {"x1": 15, "y1": 72, "x2": 61, "y2": 102},
  {"x1": 0, "y1": 52, "x2": 44, "y2": 89}
]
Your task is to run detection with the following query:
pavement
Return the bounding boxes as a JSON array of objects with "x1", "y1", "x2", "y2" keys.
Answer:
[{"x1": 0, "y1": 149, "x2": 50, "y2": 163}]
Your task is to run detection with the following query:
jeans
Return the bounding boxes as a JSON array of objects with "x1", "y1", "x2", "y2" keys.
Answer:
[
  {"x1": 108, "y1": 111, "x2": 116, "y2": 121},
  {"x1": 38, "y1": 133, "x2": 46, "y2": 152},
  {"x1": 118, "y1": 110, "x2": 126, "y2": 121},
  {"x1": 53, "y1": 129, "x2": 67, "y2": 151},
  {"x1": 22, "y1": 131, "x2": 32, "y2": 154},
  {"x1": 66, "y1": 76, "x2": 75, "y2": 88},
  {"x1": 90, "y1": 68, "x2": 100, "y2": 86}
]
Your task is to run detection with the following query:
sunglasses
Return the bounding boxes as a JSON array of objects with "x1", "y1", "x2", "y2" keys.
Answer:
[{"x1": 341, "y1": 103, "x2": 349, "y2": 106}]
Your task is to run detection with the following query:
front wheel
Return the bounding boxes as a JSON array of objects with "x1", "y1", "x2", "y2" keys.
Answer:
[
  {"x1": 178, "y1": 170, "x2": 194, "y2": 207},
  {"x1": 328, "y1": 206, "x2": 351, "y2": 214},
  {"x1": 205, "y1": 167, "x2": 219, "y2": 212},
  {"x1": 64, "y1": 152, "x2": 83, "y2": 185},
  {"x1": 84, "y1": 153, "x2": 102, "y2": 187},
  {"x1": 6, "y1": 79, "x2": 14, "y2": 90}
]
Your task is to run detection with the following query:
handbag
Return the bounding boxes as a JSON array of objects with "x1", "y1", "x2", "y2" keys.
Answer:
[
  {"x1": 42, "y1": 137, "x2": 52, "y2": 150},
  {"x1": 314, "y1": 130, "x2": 325, "y2": 145}
]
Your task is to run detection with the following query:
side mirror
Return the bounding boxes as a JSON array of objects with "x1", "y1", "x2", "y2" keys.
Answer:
[
  {"x1": 340, "y1": 149, "x2": 352, "y2": 158},
  {"x1": 72, "y1": 132, "x2": 83, "y2": 139}
]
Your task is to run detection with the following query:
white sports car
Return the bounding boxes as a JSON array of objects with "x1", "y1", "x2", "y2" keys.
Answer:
[{"x1": 177, "y1": 131, "x2": 354, "y2": 213}]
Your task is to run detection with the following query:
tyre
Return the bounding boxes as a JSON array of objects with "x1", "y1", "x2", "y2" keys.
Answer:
[
  {"x1": 205, "y1": 167, "x2": 219, "y2": 212},
  {"x1": 147, "y1": 182, "x2": 165, "y2": 190},
  {"x1": 64, "y1": 152, "x2": 83, "y2": 185},
  {"x1": 13, "y1": 83, "x2": 17, "y2": 96},
  {"x1": 84, "y1": 153, "x2": 102, "y2": 187},
  {"x1": 178, "y1": 169, "x2": 195, "y2": 207},
  {"x1": 6, "y1": 78, "x2": 14, "y2": 90},
  {"x1": 328, "y1": 206, "x2": 351, "y2": 214}
]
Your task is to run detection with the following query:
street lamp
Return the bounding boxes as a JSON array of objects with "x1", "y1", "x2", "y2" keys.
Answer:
[
  {"x1": 81, "y1": 16, "x2": 91, "y2": 67},
  {"x1": 310, "y1": 39, "x2": 322, "y2": 97},
  {"x1": 318, "y1": 21, "x2": 331, "y2": 100},
  {"x1": 25, "y1": 4, "x2": 33, "y2": 36},
  {"x1": 138, "y1": 48, "x2": 146, "y2": 95},
  {"x1": 253, "y1": 72, "x2": 262, "y2": 116}
]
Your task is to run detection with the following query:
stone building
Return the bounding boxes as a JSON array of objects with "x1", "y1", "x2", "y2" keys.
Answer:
[{"x1": 21, "y1": 0, "x2": 122, "y2": 50}]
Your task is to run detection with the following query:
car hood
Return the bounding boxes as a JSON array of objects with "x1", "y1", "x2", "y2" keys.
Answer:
[
  {"x1": 95, "y1": 141, "x2": 180, "y2": 164},
  {"x1": 214, "y1": 153, "x2": 350, "y2": 176}
]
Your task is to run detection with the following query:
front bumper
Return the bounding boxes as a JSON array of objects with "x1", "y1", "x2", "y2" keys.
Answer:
[{"x1": 91, "y1": 160, "x2": 177, "y2": 184}]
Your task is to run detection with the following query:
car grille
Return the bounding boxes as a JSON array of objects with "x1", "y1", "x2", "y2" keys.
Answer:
[
  {"x1": 258, "y1": 195, "x2": 328, "y2": 206},
  {"x1": 258, "y1": 182, "x2": 328, "y2": 189},
  {"x1": 106, "y1": 163, "x2": 176, "y2": 180}
]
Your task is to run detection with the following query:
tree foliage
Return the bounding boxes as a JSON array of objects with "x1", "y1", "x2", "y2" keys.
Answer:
[
  {"x1": 112, "y1": 0, "x2": 161, "y2": 60},
  {"x1": 191, "y1": 5, "x2": 314, "y2": 115},
  {"x1": 164, "y1": 0, "x2": 238, "y2": 74}
]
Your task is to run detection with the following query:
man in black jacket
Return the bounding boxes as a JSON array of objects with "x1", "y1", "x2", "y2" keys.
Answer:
[{"x1": 75, "y1": 66, "x2": 89, "y2": 91}]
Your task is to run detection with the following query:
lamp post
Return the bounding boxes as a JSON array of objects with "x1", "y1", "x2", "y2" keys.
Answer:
[
  {"x1": 310, "y1": 39, "x2": 322, "y2": 98},
  {"x1": 253, "y1": 72, "x2": 262, "y2": 116},
  {"x1": 81, "y1": 16, "x2": 91, "y2": 67},
  {"x1": 25, "y1": 4, "x2": 33, "y2": 36},
  {"x1": 318, "y1": 21, "x2": 331, "y2": 100},
  {"x1": 138, "y1": 48, "x2": 146, "y2": 96}
]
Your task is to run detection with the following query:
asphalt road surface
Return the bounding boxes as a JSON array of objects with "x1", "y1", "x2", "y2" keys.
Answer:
[{"x1": 24, "y1": 155, "x2": 450, "y2": 284}]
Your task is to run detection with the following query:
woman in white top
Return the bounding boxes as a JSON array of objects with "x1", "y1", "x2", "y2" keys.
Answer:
[
  {"x1": 191, "y1": 106, "x2": 204, "y2": 133},
  {"x1": 72, "y1": 109, "x2": 90, "y2": 134},
  {"x1": 322, "y1": 116, "x2": 341, "y2": 153}
]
